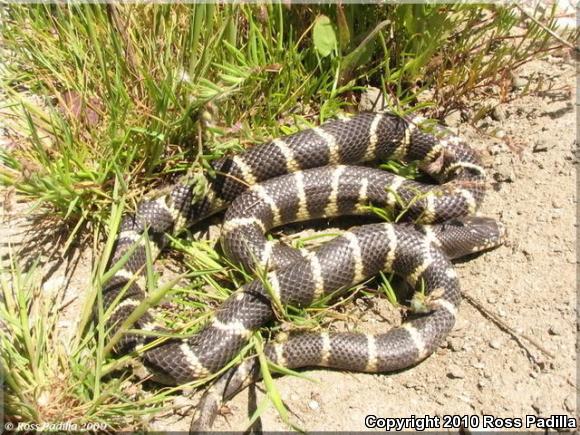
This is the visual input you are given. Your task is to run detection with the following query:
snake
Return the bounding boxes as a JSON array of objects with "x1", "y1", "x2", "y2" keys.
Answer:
[{"x1": 101, "y1": 111, "x2": 505, "y2": 427}]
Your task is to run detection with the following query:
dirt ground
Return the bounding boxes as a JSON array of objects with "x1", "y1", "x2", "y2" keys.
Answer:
[{"x1": 1, "y1": 53, "x2": 577, "y2": 431}]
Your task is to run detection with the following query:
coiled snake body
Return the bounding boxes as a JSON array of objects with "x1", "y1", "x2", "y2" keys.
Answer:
[{"x1": 102, "y1": 112, "x2": 505, "y2": 426}]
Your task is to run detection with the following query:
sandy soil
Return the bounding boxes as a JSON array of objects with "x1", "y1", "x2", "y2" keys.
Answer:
[{"x1": 1, "y1": 53, "x2": 577, "y2": 432}]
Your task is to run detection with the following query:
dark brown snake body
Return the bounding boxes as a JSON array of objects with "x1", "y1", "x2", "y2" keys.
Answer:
[{"x1": 101, "y1": 112, "x2": 505, "y2": 428}]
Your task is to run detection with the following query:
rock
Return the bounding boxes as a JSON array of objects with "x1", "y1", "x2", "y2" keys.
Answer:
[
  {"x1": 564, "y1": 395, "x2": 575, "y2": 413},
  {"x1": 444, "y1": 111, "x2": 462, "y2": 127},
  {"x1": 447, "y1": 337, "x2": 464, "y2": 352},
  {"x1": 203, "y1": 222, "x2": 222, "y2": 242},
  {"x1": 548, "y1": 325, "x2": 562, "y2": 336},
  {"x1": 511, "y1": 74, "x2": 528, "y2": 89},
  {"x1": 181, "y1": 386, "x2": 194, "y2": 395},
  {"x1": 531, "y1": 397, "x2": 544, "y2": 415},
  {"x1": 489, "y1": 339, "x2": 502, "y2": 350},
  {"x1": 478, "y1": 116, "x2": 494, "y2": 129},
  {"x1": 172, "y1": 395, "x2": 192, "y2": 410},
  {"x1": 308, "y1": 399, "x2": 320, "y2": 411},
  {"x1": 360, "y1": 87, "x2": 387, "y2": 111},
  {"x1": 42, "y1": 275, "x2": 66, "y2": 296},
  {"x1": 447, "y1": 366, "x2": 465, "y2": 379},
  {"x1": 493, "y1": 167, "x2": 516, "y2": 183},
  {"x1": 491, "y1": 105, "x2": 506, "y2": 122},
  {"x1": 494, "y1": 129, "x2": 507, "y2": 139},
  {"x1": 533, "y1": 139, "x2": 549, "y2": 153}
]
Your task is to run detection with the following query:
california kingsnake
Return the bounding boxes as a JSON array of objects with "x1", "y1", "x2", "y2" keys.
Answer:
[{"x1": 101, "y1": 112, "x2": 505, "y2": 425}]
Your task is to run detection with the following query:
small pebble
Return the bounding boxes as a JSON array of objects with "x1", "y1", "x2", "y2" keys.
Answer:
[
  {"x1": 447, "y1": 338, "x2": 463, "y2": 352},
  {"x1": 533, "y1": 139, "x2": 549, "y2": 153},
  {"x1": 42, "y1": 275, "x2": 66, "y2": 295},
  {"x1": 531, "y1": 398, "x2": 544, "y2": 415},
  {"x1": 548, "y1": 325, "x2": 562, "y2": 336},
  {"x1": 478, "y1": 116, "x2": 494, "y2": 129},
  {"x1": 172, "y1": 395, "x2": 192, "y2": 410},
  {"x1": 360, "y1": 87, "x2": 387, "y2": 111},
  {"x1": 447, "y1": 366, "x2": 465, "y2": 379},
  {"x1": 181, "y1": 386, "x2": 194, "y2": 395},
  {"x1": 489, "y1": 339, "x2": 502, "y2": 350},
  {"x1": 206, "y1": 223, "x2": 222, "y2": 242},
  {"x1": 491, "y1": 105, "x2": 506, "y2": 122},
  {"x1": 564, "y1": 395, "x2": 575, "y2": 413},
  {"x1": 493, "y1": 167, "x2": 516, "y2": 183},
  {"x1": 444, "y1": 111, "x2": 462, "y2": 127},
  {"x1": 308, "y1": 399, "x2": 320, "y2": 411},
  {"x1": 494, "y1": 129, "x2": 507, "y2": 139},
  {"x1": 511, "y1": 75, "x2": 528, "y2": 89}
]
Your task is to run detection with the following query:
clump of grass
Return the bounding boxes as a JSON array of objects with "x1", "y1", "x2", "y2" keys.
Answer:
[{"x1": 0, "y1": 247, "x2": 167, "y2": 429}]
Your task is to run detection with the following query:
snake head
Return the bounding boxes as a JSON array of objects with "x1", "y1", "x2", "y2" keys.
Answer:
[{"x1": 435, "y1": 216, "x2": 507, "y2": 260}]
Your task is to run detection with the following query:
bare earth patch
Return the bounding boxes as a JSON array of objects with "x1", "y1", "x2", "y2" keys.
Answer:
[{"x1": 1, "y1": 54, "x2": 576, "y2": 431}]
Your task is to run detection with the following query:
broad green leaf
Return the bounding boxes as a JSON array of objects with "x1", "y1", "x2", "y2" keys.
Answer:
[{"x1": 312, "y1": 15, "x2": 337, "y2": 57}]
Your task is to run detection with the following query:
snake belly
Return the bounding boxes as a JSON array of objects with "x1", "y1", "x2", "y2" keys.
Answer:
[{"x1": 102, "y1": 111, "x2": 503, "y2": 386}]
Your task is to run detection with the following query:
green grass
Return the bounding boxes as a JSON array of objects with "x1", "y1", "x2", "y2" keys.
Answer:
[
  {"x1": 1, "y1": 239, "x2": 169, "y2": 429},
  {"x1": 1, "y1": 2, "x2": 577, "y2": 431}
]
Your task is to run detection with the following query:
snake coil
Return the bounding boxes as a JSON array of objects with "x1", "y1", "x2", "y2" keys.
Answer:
[{"x1": 101, "y1": 112, "x2": 505, "y2": 427}]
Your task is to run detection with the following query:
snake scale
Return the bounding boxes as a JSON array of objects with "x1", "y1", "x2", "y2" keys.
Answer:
[{"x1": 102, "y1": 111, "x2": 505, "y2": 427}]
